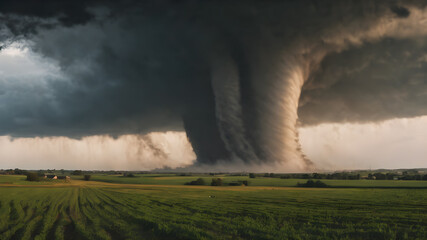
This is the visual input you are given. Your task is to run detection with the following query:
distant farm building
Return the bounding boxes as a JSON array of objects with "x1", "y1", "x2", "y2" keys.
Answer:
[{"x1": 57, "y1": 176, "x2": 70, "y2": 180}]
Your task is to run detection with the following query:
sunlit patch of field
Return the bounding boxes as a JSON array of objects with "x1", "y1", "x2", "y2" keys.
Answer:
[{"x1": 0, "y1": 175, "x2": 426, "y2": 239}]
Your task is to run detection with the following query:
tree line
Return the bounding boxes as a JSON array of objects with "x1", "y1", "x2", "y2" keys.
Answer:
[
  {"x1": 249, "y1": 172, "x2": 427, "y2": 180},
  {"x1": 185, "y1": 178, "x2": 249, "y2": 186}
]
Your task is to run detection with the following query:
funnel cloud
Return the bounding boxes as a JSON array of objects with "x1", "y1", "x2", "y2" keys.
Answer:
[{"x1": 1, "y1": 1, "x2": 427, "y2": 171}]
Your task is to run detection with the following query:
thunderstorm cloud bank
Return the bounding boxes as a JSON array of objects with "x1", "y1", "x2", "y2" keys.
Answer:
[{"x1": 1, "y1": 0, "x2": 427, "y2": 171}]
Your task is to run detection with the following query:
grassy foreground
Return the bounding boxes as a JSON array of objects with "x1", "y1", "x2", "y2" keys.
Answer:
[{"x1": 0, "y1": 176, "x2": 426, "y2": 239}]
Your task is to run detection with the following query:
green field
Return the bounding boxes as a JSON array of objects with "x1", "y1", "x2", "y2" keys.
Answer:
[
  {"x1": 0, "y1": 175, "x2": 426, "y2": 239},
  {"x1": 0, "y1": 175, "x2": 63, "y2": 185},
  {"x1": 76, "y1": 174, "x2": 427, "y2": 188}
]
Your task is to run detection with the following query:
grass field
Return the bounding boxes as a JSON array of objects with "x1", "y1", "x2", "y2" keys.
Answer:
[
  {"x1": 75, "y1": 174, "x2": 427, "y2": 188},
  {"x1": 0, "y1": 175, "x2": 426, "y2": 239},
  {"x1": 0, "y1": 175, "x2": 63, "y2": 185}
]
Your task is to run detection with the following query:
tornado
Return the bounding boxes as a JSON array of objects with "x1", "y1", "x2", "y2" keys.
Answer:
[
  {"x1": 180, "y1": 0, "x2": 427, "y2": 171},
  {"x1": 187, "y1": 36, "x2": 313, "y2": 171}
]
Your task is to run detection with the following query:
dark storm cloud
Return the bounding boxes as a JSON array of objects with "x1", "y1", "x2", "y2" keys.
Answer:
[
  {"x1": 299, "y1": 38, "x2": 427, "y2": 125},
  {"x1": 391, "y1": 6, "x2": 411, "y2": 18},
  {"x1": 0, "y1": 0, "x2": 101, "y2": 26},
  {"x1": 1, "y1": 0, "x2": 427, "y2": 170}
]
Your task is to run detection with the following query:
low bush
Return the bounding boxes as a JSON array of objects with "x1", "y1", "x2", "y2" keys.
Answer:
[
  {"x1": 229, "y1": 182, "x2": 240, "y2": 186},
  {"x1": 26, "y1": 172, "x2": 39, "y2": 182},
  {"x1": 72, "y1": 170, "x2": 83, "y2": 175},
  {"x1": 185, "y1": 178, "x2": 205, "y2": 185},
  {"x1": 297, "y1": 180, "x2": 329, "y2": 188},
  {"x1": 211, "y1": 178, "x2": 223, "y2": 186},
  {"x1": 84, "y1": 175, "x2": 91, "y2": 181},
  {"x1": 123, "y1": 173, "x2": 136, "y2": 177}
]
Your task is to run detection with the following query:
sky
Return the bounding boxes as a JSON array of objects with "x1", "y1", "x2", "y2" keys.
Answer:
[
  {"x1": 299, "y1": 116, "x2": 427, "y2": 171},
  {"x1": 0, "y1": 0, "x2": 427, "y2": 172}
]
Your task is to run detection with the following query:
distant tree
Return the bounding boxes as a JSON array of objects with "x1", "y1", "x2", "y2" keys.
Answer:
[
  {"x1": 400, "y1": 175, "x2": 411, "y2": 180},
  {"x1": 14, "y1": 168, "x2": 27, "y2": 175},
  {"x1": 84, "y1": 175, "x2": 91, "y2": 181},
  {"x1": 423, "y1": 175, "x2": 427, "y2": 181},
  {"x1": 72, "y1": 170, "x2": 83, "y2": 176},
  {"x1": 185, "y1": 178, "x2": 205, "y2": 185},
  {"x1": 123, "y1": 173, "x2": 135, "y2": 177},
  {"x1": 297, "y1": 180, "x2": 329, "y2": 188},
  {"x1": 374, "y1": 173, "x2": 386, "y2": 180},
  {"x1": 211, "y1": 178, "x2": 223, "y2": 186},
  {"x1": 249, "y1": 173, "x2": 256, "y2": 178},
  {"x1": 385, "y1": 173, "x2": 396, "y2": 180},
  {"x1": 178, "y1": 173, "x2": 192, "y2": 176},
  {"x1": 313, "y1": 173, "x2": 322, "y2": 179},
  {"x1": 26, "y1": 172, "x2": 39, "y2": 182},
  {"x1": 61, "y1": 169, "x2": 65, "y2": 174}
]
